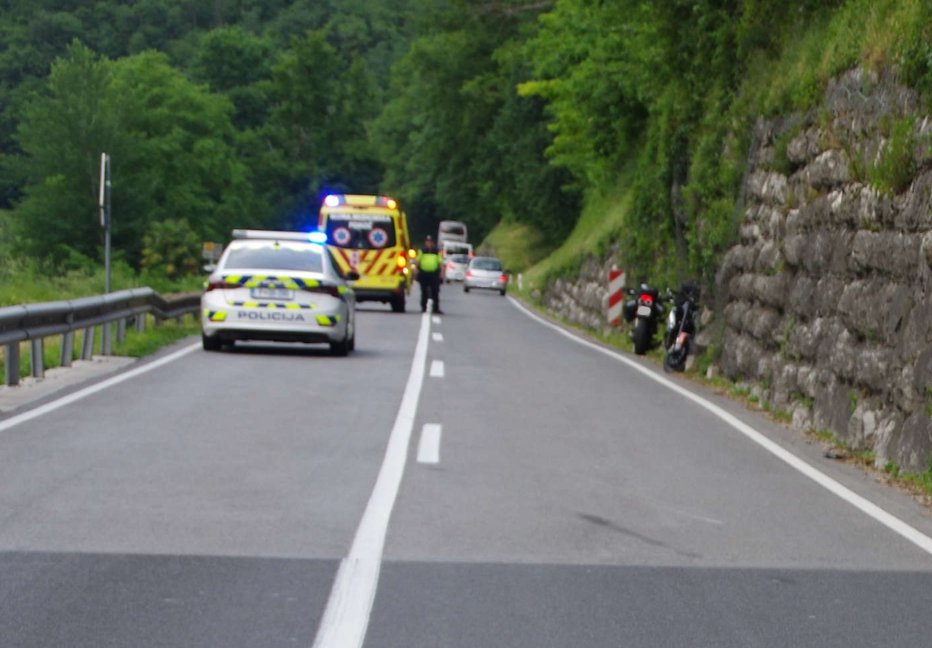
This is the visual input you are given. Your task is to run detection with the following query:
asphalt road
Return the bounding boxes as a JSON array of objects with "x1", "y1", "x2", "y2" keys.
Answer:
[{"x1": 1, "y1": 284, "x2": 932, "y2": 647}]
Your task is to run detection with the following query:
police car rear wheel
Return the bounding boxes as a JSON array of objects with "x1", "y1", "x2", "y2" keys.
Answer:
[
  {"x1": 330, "y1": 333, "x2": 351, "y2": 356},
  {"x1": 202, "y1": 334, "x2": 222, "y2": 352}
]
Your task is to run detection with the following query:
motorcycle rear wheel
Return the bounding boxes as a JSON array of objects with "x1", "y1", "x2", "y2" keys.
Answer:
[{"x1": 633, "y1": 317, "x2": 650, "y2": 355}]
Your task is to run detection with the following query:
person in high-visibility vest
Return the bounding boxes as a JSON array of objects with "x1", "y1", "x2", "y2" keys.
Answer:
[{"x1": 415, "y1": 235, "x2": 443, "y2": 314}]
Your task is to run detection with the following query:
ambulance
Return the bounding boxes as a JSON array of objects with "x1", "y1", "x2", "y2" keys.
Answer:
[{"x1": 318, "y1": 194, "x2": 413, "y2": 312}]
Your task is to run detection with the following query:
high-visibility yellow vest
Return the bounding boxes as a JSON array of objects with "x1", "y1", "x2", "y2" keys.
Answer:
[{"x1": 417, "y1": 251, "x2": 441, "y2": 273}]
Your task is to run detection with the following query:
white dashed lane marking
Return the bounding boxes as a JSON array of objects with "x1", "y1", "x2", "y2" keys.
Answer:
[
  {"x1": 311, "y1": 311, "x2": 432, "y2": 648},
  {"x1": 417, "y1": 424, "x2": 442, "y2": 464},
  {"x1": 430, "y1": 360, "x2": 445, "y2": 377}
]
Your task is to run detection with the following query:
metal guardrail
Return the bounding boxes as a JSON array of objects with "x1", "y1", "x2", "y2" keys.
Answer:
[{"x1": 0, "y1": 288, "x2": 201, "y2": 387}]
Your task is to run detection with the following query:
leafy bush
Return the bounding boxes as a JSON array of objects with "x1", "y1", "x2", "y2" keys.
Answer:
[{"x1": 140, "y1": 218, "x2": 202, "y2": 279}]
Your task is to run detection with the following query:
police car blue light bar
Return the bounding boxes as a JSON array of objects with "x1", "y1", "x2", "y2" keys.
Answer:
[{"x1": 232, "y1": 229, "x2": 324, "y2": 242}]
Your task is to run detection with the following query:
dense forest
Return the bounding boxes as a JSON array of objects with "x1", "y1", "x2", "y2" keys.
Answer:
[{"x1": 0, "y1": 0, "x2": 928, "y2": 287}]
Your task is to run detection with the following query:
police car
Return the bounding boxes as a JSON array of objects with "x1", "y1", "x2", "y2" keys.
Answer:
[{"x1": 201, "y1": 230, "x2": 358, "y2": 355}]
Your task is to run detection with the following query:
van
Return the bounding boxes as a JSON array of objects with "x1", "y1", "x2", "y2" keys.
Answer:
[
  {"x1": 441, "y1": 240, "x2": 473, "y2": 257},
  {"x1": 318, "y1": 194, "x2": 412, "y2": 312}
]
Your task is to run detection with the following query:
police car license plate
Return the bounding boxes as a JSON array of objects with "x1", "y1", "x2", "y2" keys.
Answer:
[{"x1": 251, "y1": 287, "x2": 294, "y2": 300}]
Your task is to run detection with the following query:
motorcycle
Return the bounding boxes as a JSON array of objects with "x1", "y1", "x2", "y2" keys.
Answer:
[
  {"x1": 623, "y1": 283, "x2": 665, "y2": 355},
  {"x1": 663, "y1": 282, "x2": 700, "y2": 372}
]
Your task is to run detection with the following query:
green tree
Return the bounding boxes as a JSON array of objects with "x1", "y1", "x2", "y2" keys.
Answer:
[
  {"x1": 12, "y1": 41, "x2": 117, "y2": 264},
  {"x1": 519, "y1": 0, "x2": 658, "y2": 188},
  {"x1": 372, "y1": 1, "x2": 562, "y2": 242},
  {"x1": 104, "y1": 50, "x2": 257, "y2": 254},
  {"x1": 190, "y1": 25, "x2": 276, "y2": 129},
  {"x1": 262, "y1": 27, "x2": 384, "y2": 226},
  {"x1": 12, "y1": 42, "x2": 257, "y2": 267}
]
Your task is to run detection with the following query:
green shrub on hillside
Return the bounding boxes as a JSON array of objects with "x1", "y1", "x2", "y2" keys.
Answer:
[{"x1": 515, "y1": 0, "x2": 932, "y2": 302}]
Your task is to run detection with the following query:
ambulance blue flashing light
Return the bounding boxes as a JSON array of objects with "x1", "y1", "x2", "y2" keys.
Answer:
[
  {"x1": 324, "y1": 194, "x2": 341, "y2": 207},
  {"x1": 307, "y1": 231, "x2": 328, "y2": 244}
]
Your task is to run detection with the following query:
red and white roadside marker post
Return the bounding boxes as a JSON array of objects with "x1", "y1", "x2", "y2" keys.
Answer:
[{"x1": 607, "y1": 266, "x2": 626, "y2": 325}]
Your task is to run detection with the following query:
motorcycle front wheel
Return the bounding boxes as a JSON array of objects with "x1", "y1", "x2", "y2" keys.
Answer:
[{"x1": 663, "y1": 339, "x2": 689, "y2": 372}]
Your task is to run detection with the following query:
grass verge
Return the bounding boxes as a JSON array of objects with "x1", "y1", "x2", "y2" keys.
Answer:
[{"x1": 1, "y1": 315, "x2": 199, "y2": 383}]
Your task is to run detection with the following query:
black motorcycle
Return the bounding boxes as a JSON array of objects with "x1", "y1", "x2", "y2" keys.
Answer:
[
  {"x1": 663, "y1": 282, "x2": 700, "y2": 372},
  {"x1": 623, "y1": 283, "x2": 665, "y2": 355}
]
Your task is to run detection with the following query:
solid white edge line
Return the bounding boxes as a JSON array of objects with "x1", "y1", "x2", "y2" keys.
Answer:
[
  {"x1": 430, "y1": 360, "x2": 445, "y2": 378},
  {"x1": 312, "y1": 310, "x2": 432, "y2": 648},
  {"x1": 417, "y1": 424, "x2": 442, "y2": 464},
  {"x1": 508, "y1": 297, "x2": 932, "y2": 557},
  {"x1": 0, "y1": 342, "x2": 201, "y2": 433}
]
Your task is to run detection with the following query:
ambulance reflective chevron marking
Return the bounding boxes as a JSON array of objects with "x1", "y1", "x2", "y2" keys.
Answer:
[{"x1": 331, "y1": 248, "x2": 402, "y2": 277}]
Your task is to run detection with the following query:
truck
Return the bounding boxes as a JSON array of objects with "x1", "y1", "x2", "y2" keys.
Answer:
[{"x1": 437, "y1": 220, "x2": 468, "y2": 247}]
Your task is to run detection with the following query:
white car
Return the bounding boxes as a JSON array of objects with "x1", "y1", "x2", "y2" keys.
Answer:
[
  {"x1": 201, "y1": 230, "x2": 358, "y2": 355},
  {"x1": 463, "y1": 256, "x2": 508, "y2": 295},
  {"x1": 444, "y1": 254, "x2": 470, "y2": 283}
]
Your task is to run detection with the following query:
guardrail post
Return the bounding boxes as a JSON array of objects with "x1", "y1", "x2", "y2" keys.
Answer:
[
  {"x1": 61, "y1": 331, "x2": 74, "y2": 367},
  {"x1": 102, "y1": 322, "x2": 112, "y2": 355},
  {"x1": 117, "y1": 318, "x2": 127, "y2": 344},
  {"x1": 81, "y1": 326, "x2": 95, "y2": 360},
  {"x1": 4, "y1": 342, "x2": 20, "y2": 386},
  {"x1": 30, "y1": 338, "x2": 44, "y2": 379},
  {"x1": 135, "y1": 313, "x2": 146, "y2": 332}
]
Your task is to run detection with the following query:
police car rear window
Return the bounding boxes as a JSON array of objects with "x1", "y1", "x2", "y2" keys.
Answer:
[{"x1": 224, "y1": 247, "x2": 323, "y2": 272}]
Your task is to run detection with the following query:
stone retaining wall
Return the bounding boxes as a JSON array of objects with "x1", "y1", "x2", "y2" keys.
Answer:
[
  {"x1": 716, "y1": 68, "x2": 931, "y2": 472},
  {"x1": 536, "y1": 67, "x2": 931, "y2": 473}
]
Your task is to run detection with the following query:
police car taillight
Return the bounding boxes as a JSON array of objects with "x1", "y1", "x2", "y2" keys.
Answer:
[
  {"x1": 304, "y1": 283, "x2": 342, "y2": 298},
  {"x1": 206, "y1": 278, "x2": 239, "y2": 291}
]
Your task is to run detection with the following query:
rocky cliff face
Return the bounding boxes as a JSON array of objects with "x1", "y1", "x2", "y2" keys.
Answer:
[
  {"x1": 717, "y1": 68, "x2": 932, "y2": 472},
  {"x1": 537, "y1": 67, "x2": 931, "y2": 473}
]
